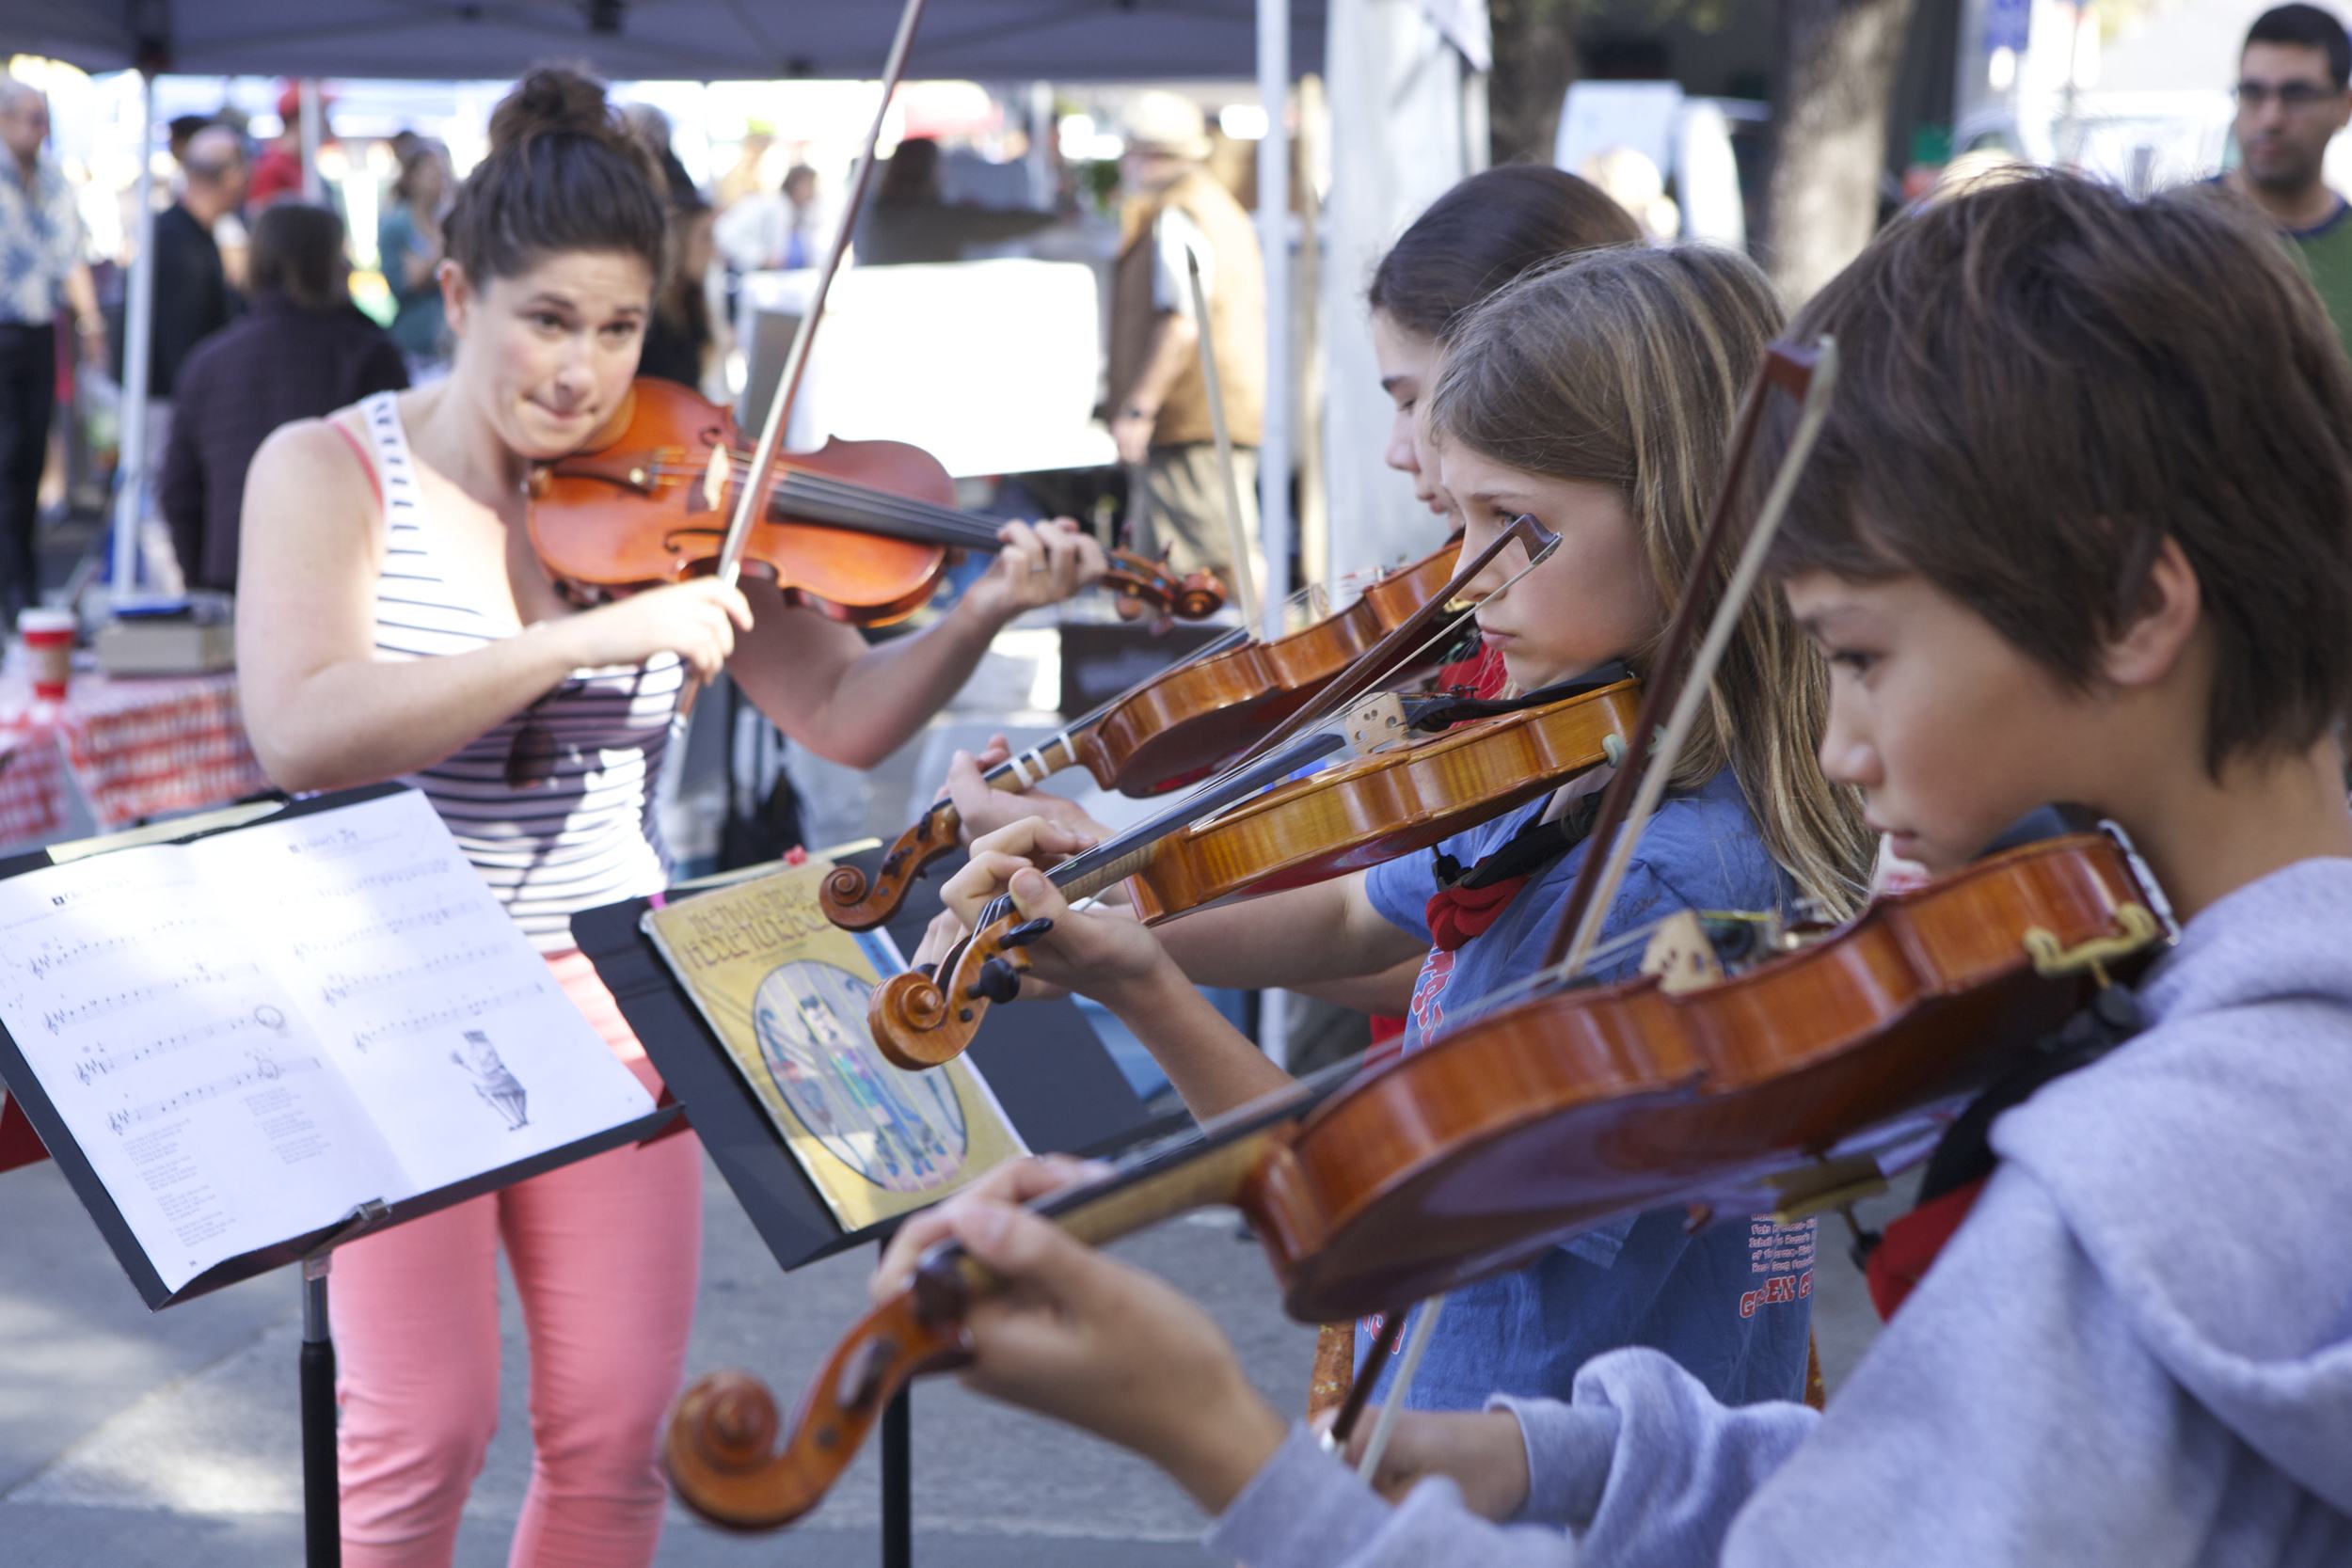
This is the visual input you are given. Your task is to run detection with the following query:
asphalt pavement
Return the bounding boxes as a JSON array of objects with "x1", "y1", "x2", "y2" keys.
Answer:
[{"x1": 0, "y1": 1138, "x2": 1901, "y2": 1567}]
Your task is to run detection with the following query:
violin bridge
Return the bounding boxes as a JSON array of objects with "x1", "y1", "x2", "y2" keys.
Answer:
[
  {"x1": 1346, "y1": 694, "x2": 1412, "y2": 755},
  {"x1": 1640, "y1": 911, "x2": 1725, "y2": 995},
  {"x1": 701, "y1": 445, "x2": 731, "y2": 514}
]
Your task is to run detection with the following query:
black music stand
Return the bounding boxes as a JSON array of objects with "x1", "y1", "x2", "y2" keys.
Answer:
[
  {"x1": 0, "y1": 784, "x2": 683, "y2": 1568},
  {"x1": 574, "y1": 845, "x2": 1167, "y2": 1568}
]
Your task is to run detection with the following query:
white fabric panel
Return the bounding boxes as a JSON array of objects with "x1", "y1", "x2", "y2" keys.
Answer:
[{"x1": 1318, "y1": 0, "x2": 1478, "y2": 587}]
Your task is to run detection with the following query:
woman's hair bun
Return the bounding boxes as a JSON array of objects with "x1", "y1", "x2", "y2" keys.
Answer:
[{"x1": 487, "y1": 66, "x2": 618, "y2": 156}]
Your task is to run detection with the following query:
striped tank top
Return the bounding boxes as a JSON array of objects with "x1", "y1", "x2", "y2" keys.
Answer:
[{"x1": 358, "y1": 390, "x2": 685, "y2": 952}]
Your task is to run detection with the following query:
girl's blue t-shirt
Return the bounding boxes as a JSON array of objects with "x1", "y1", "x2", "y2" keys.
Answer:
[{"x1": 1354, "y1": 768, "x2": 1820, "y2": 1412}]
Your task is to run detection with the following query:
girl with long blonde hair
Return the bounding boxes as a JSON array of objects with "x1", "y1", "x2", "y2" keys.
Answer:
[{"x1": 924, "y1": 241, "x2": 1871, "y2": 1418}]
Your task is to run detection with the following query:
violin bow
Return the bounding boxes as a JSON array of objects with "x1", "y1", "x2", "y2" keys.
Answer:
[
  {"x1": 1225, "y1": 514, "x2": 1559, "y2": 773},
  {"x1": 710, "y1": 0, "x2": 931, "y2": 589},
  {"x1": 1541, "y1": 337, "x2": 1840, "y2": 978},
  {"x1": 1337, "y1": 339, "x2": 1842, "y2": 1479},
  {"x1": 1184, "y1": 245, "x2": 1262, "y2": 629}
]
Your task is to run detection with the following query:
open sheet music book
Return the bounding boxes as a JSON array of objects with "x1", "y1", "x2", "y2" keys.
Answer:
[{"x1": 0, "y1": 786, "x2": 664, "y2": 1304}]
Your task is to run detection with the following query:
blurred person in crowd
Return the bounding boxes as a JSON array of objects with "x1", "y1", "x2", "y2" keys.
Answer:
[
  {"x1": 2223, "y1": 4, "x2": 2352, "y2": 358},
  {"x1": 248, "y1": 83, "x2": 328, "y2": 209},
  {"x1": 167, "y1": 113, "x2": 214, "y2": 168},
  {"x1": 1579, "y1": 145, "x2": 1681, "y2": 242},
  {"x1": 714, "y1": 127, "x2": 773, "y2": 213},
  {"x1": 379, "y1": 138, "x2": 450, "y2": 374},
  {"x1": 170, "y1": 110, "x2": 250, "y2": 292},
  {"x1": 1107, "y1": 91, "x2": 1266, "y2": 601},
  {"x1": 161, "y1": 202, "x2": 405, "y2": 594},
  {"x1": 618, "y1": 101, "x2": 697, "y2": 206},
  {"x1": 0, "y1": 80, "x2": 103, "y2": 620},
  {"x1": 714, "y1": 161, "x2": 825, "y2": 271},
  {"x1": 638, "y1": 185, "x2": 718, "y2": 392},
  {"x1": 144, "y1": 123, "x2": 245, "y2": 466},
  {"x1": 853, "y1": 136, "x2": 1057, "y2": 265}
]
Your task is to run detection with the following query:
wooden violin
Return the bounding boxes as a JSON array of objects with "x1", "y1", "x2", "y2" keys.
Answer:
[
  {"x1": 818, "y1": 532, "x2": 1472, "y2": 931},
  {"x1": 664, "y1": 830, "x2": 2167, "y2": 1530},
  {"x1": 866, "y1": 672, "x2": 1642, "y2": 1069},
  {"x1": 527, "y1": 377, "x2": 1226, "y2": 626}
]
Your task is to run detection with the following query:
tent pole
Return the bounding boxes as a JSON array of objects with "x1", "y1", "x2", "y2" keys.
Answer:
[
  {"x1": 1255, "y1": 0, "x2": 1293, "y2": 1075},
  {"x1": 1255, "y1": 0, "x2": 1291, "y2": 645},
  {"x1": 109, "y1": 69, "x2": 156, "y2": 602},
  {"x1": 299, "y1": 80, "x2": 323, "y2": 201}
]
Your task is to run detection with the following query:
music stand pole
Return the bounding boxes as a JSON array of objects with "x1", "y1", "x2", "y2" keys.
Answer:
[
  {"x1": 300, "y1": 1199, "x2": 387, "y2": 1568},
  {"x1": 882, "y1": 1387, "x2": 913, "y2": 1568},
  {"x1": 300, "y1": 1258, "x2": 339, "y2": 1568}
]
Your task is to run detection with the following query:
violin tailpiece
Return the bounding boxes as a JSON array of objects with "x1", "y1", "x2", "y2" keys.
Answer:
[
  {"x1": 1766, "y1": 1155, "x2": 1894, "y2": 1227},
  {"x1": 2021, "y1": 902, "x2": 2162, "y2": 986}
]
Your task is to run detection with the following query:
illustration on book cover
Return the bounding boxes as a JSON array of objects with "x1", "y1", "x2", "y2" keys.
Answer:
[{"x1": 644, "y1": 858, "x2": 1023, "y2": 1229}]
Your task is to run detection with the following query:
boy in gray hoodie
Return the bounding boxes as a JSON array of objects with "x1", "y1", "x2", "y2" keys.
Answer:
[{"x1": 871, "y1": 171, "x2": 2352, "y2": 1565}]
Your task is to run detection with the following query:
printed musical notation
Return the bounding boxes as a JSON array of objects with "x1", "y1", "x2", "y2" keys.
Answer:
[
  {"x1": 14, "y1": 911, "x2": 208, "y2": 983},
  {"x1": 0, "y1": 788, "x2": 659, "y2": 1295},
  {"x1": 347, "y1": 979, "x2": 548, "y2": 1053},
  {"x1": 317, "y1": 941, "x2": 506, "y2": 1006},
  {"x1": 106, "y1": 1052, "x2": 322, "y2": 1133},
  {"x1": 341, "y1": 858, "x2": 453, "y2": 895},
  {"x1": 72, "y1": 1005, "x2": 289, "y2": 1085},
  {"x1": 288, "y1": 901, "x2": 469, "y2": 960},
  {"x1": 40, "y1": 959, "x2": 256, "y2": 1036}
]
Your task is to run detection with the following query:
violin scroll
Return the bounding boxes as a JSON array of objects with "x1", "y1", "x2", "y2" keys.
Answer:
[
  {"x1": 664, "y1": 1288, "x2": 969, "y2": 1530},
  {"x1": 1102, "y1": 550, "x2": 1226, "y2": 626},
  {"x1": 818, "y1": 803, "x2": 962, "y2": 932},
  {"x1": 867, "y1": 917, "x2": 1041, "y2": 1070}
]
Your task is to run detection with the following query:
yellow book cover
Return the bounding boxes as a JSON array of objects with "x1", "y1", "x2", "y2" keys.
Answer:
[{"x1": 642, "y1": 857, "x2": 1025, "y2": 1230}]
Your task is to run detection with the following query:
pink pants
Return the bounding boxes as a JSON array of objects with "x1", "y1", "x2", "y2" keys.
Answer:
[{"x1": 329, "y1": 950, "x2": 702, "y2": 1568}]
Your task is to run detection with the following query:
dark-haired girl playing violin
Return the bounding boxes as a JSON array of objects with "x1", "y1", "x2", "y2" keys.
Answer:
[{"x1": 234, "y1": 68, "x2": 1105, "y2": 1568}]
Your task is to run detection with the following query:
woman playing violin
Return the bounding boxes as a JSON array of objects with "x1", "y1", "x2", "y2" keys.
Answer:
[
  {"x1": 927, "y1": 244, "x2": 1871, "y2": 1420},
  {"x1": 889, "y1": 173, "x2": 2352, "y2": 1568},
  {"x1": 233, "y1": 69, "x2": 1104, "y2": 1568}
]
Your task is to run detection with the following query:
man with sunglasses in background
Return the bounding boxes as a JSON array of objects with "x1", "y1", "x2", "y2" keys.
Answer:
[{"x1": 2224, "y1": 5, "x2": 2352, "y2": 360}]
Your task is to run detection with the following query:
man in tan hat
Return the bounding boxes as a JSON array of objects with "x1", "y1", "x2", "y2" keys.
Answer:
[{"x1": 1106, "y1": 89, "x2": 1266, "y2": 601}]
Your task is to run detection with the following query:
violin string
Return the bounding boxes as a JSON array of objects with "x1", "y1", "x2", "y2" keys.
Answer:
[
  {"x1": 934, "y1": 576, "x2": 1345, "y2": 827},
  {"x1": 1233, "y1": 544, "x2": 1546, "y2": 776},
  {"x1": 1041, "y1": 733, "x2": 1347, "y2": 895},
  {"x1": 1433, "y1": 920, "x2": 1663, "y2": 1033},
  {"x1": 967, "y1": 610, "x2": 1279, "y2": 800},
  {"x1": 1219, "y1": 519, "x2": 1553, "y2": 778},
  {"x1": 662, "y1": 454, "x2": 995, "y2": 537},
  {"x1": 638, "y1": 461, "x2": 1008, "y2": 548}
]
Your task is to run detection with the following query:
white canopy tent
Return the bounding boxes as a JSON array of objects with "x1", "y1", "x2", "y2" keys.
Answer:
[
  {"x1": 14, "y1": 0, "x2": 1484, "y2": 1078},
  {"x1": 8, "y1": 2, "x2": 1328, "y2": 87},
  {"x1": 7, "y1": 0, "x2": 1487, "y2": 638}
]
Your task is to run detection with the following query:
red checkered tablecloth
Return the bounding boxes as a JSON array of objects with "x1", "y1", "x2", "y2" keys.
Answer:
[
  {"x1": 0, "y1": 726, "x2": 68, "y2": 844},
  {"x1": 0, "y1": 669, "x2": 274, "y2": 834}
]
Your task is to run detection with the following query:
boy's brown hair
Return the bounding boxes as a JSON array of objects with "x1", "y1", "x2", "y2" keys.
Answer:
[{"x1": 1765, "y1": 171, "x2": 2352, "y2": 771}]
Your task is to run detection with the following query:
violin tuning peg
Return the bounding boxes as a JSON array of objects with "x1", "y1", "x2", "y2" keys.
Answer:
[
  {"x1": 999, "y1": 917, "x2": 1056, "y2": 949},
  {"x1": 968, "y1": 956, "x2": 1025, "y2": 1006}
]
